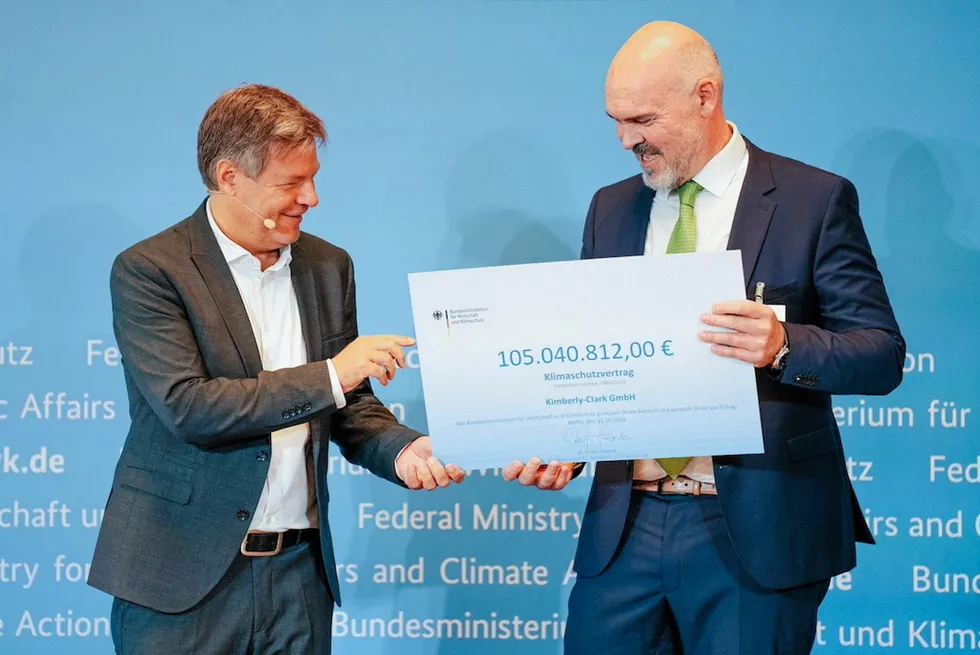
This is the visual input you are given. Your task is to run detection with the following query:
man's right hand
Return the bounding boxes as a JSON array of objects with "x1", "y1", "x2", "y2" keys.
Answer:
[
  {"x1": 502, "y1": 458, "x2": 577, "y2": 491},
  {"x1": 332, "y1": 335, "x2": 416, "y2": 392}
]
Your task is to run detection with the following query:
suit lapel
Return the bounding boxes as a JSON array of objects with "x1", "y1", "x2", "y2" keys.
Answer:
[
  {"x1": 617, "y1": 180, "x2": 655, "y2": 257},
  {"x1": 289, "y1": 239, "x2": 323, "y2": 365},
  {"x1": 188, "y1": 201, "x2": 264, "y2": 377},
  {"x1": 727, "y1": 141, "x2": 777, "y2": 293},
  {"x1": 290, "y1": 239, "x2": 326, "y2": 465}
]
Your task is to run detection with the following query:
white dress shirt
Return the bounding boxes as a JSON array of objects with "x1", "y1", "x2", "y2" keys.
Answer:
[
  {"x1": 633, "y1": 122, "x2": 749, "y2": 485},
  {"x1": 206, "y1": 200, "x2": 346, "y2": 532}
]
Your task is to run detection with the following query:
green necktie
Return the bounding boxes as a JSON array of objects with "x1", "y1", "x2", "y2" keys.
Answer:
[
  {"x1": 657, "y1": 179, "x2": 703, "y2": 478},
  {"x1": 665, "y1": 179, "x2": 703, "y2": 254}
]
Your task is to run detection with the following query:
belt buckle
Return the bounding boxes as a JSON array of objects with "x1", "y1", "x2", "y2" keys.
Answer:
[
  {"x1": 240, "y1": 530, "x2": 283, "y2": 557},
  {"x1": 660, "y1": 477, "x2": 698, "y2": 495}
]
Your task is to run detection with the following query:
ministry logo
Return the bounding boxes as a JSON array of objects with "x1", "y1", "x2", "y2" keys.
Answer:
[
  {"x1": 432, "y1": 308, "x2": 450, "y2": 336},
  {"x1": 428, "y1": 307, "x2": 488, "y2": 337}
]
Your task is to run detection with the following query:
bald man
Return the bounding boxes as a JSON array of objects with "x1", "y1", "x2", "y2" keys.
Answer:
[{"x1": 503, "y1": 21, "x2": 904, "y2": 654}]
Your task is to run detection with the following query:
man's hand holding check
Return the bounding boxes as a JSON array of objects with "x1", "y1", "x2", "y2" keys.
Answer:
[{"x1": 500, "y1": 295, "x2": 783, "y2": 490}]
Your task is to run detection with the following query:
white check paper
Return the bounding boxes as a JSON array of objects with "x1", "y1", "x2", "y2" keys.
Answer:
[{"x1": 407, "y1": 252, "x2": 764, "y2": 470}]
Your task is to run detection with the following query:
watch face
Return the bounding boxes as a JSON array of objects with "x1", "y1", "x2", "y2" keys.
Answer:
[{"x1": 772, "y1": 345, "x2": 790, "y2": 370}]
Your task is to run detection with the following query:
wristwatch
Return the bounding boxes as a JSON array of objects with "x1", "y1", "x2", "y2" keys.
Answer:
[{"x1": 769, "y1": 335, "x2": 790, "y2": 373}]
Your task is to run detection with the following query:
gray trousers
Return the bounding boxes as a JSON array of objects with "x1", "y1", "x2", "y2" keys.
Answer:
[{"x1": 110, "y1": 536, "x2": 333, "y2": 654}]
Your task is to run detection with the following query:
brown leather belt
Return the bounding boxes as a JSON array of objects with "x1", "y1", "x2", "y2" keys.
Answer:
[
  {"x1": 240, "y1": 529, "x2": 316, "y2": 557},
  {"x1": 633, "y1": 477, "x2": 718, "y2": 496}
]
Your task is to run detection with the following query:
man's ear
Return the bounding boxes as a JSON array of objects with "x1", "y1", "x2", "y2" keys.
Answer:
[{"x1": 214, "y1": 159, "x2": 241, "y2": 193}]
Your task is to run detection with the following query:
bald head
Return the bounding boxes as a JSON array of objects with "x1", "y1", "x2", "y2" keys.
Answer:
[
  {"x1": 605, "y1": 22, "x2": 730, "y2": 190},
  {"x1": 608, "y1": 22, "x2": 723, "y2": 107}
]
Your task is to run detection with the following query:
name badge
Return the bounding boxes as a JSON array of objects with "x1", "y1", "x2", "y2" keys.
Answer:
[{"x1": 767, "y1": 304, "x2": 786, "y2": 322}]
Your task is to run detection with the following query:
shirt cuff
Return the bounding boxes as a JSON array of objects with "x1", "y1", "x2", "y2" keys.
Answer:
[
  {"x1": 326, "y1": 359, "x2": 347, "y2": 410},
  {"x1": 394, "y1": 442, "x2": 414, "y2": 482}
]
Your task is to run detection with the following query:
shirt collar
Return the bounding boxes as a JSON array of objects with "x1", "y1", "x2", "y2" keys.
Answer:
[
  {"x1": 206, "y1": 197, "x2": 292, "y2": 271},
  {"x1": 690, "y1": 121, "x2": 747, "y2": 198}
]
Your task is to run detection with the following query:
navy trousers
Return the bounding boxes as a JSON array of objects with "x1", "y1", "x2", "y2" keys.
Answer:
[
  {"x1": 110, "y1": 535, "x2": 333, "y2": 654},
  {"x1": 565, "y1": 491, "x2": 830, "y2": 654}
]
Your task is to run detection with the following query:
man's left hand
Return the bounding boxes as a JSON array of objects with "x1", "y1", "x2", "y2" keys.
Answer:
[
  {"x1": 699, "y1": 300, "x2": 785, "y2": 367},
  {"x1": 395, "y1": 436, "x2": 466, "y2": 490}
]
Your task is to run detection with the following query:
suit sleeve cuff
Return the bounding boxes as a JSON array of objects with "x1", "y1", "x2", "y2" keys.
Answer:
[{"x1": 326, "y1": 359, "x2": 347, "y2": 409}]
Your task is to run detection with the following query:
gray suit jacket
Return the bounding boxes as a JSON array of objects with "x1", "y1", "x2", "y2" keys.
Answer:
[{"x1": 88, "y1": 200, "x2": 420, "y2": 612}]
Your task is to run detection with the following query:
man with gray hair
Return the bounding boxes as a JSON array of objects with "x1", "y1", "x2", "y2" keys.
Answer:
[
  {"x1": 503, "y1": 21, "x2": 903, "y2": 653},
  {"x1": 88, "y1": 83, "x2": 464, "y2": 653}
]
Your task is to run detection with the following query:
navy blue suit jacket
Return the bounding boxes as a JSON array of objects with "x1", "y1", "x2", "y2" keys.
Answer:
[{"x1": 572, "y1": 139, "x2": 904, "y2": 591}]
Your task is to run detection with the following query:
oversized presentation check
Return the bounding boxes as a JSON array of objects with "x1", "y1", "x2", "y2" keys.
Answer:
[{"x1": 407, "y1": 251, "x2": 764, "y2": 470}]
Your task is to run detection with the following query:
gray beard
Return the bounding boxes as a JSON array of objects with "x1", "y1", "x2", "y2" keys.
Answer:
[
  {"x1": 639, "y1": 128, "x2": 706, "y2": 192},
  {"x1": 641, "y1": 164, "x2": 682, "y2": 192}
]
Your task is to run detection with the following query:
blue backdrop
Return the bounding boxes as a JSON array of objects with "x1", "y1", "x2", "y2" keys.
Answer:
[{"x1": 2, "y1": 1, "x2": 979, "y2": 652}]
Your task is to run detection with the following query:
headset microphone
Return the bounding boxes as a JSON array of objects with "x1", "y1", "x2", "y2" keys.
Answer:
[{"x1": 209, "y1": 190, "x2": 277, "y2": 229}]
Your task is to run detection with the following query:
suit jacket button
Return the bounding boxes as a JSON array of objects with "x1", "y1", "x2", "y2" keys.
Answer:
[
  {"x1": 303, "y1": 402, "x2": 312, "y2": 411},
  {"x1": 256, "y1": 450, "x2": 269, "y2": 462},
  {"x1": 282, "y1": 410, "x2": 290, "y2": 419},
  {"x1": 294, "y1": 405, "x2": 302, "y2": 414},
  {"x1": 236, "y1": 510, "x2": 250, "y2": 521}
]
